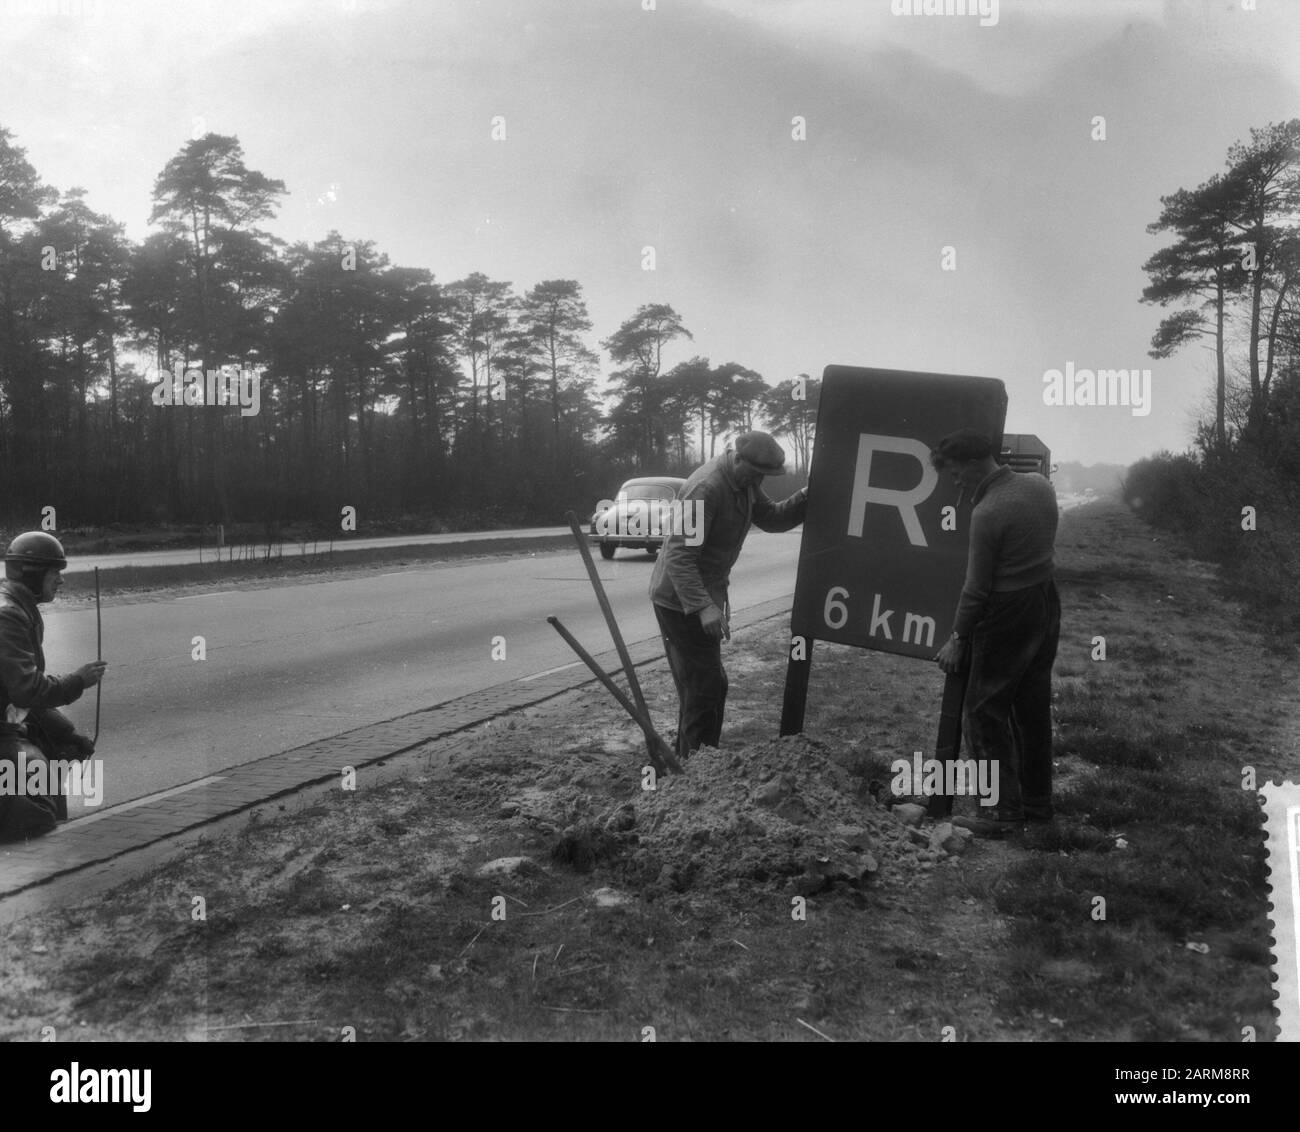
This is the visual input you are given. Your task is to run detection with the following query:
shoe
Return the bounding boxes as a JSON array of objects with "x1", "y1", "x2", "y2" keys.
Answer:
[
  {"x1": 951, "y1": 814, "x2": 1025, "y2": 839},
  {"x1": 888, "y1": 794, "x2": 930, "y2": 808}
]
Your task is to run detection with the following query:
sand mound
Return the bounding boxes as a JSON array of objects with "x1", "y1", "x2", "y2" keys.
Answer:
[{"x1": 610, "y1": 735, "x2": 925, "y2": 894}]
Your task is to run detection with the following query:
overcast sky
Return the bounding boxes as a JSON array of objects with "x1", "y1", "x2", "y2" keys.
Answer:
[{"x1": 2, "y1": 0, "x2": 1297, "y2": 466}]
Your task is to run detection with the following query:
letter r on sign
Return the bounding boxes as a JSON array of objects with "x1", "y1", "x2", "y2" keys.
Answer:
[{"x1": 846, "y1": 434, "x2": 938, "y2": 547}]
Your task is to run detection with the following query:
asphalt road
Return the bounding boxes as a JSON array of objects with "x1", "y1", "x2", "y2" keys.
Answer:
[{"x1": 43, "y1": 533, "x2": 804, "y2": 815}]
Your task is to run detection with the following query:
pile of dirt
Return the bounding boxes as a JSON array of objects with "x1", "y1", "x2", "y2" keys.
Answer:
[{"x1": 592, "y1": 735, "x2": 937, "y2": 896}]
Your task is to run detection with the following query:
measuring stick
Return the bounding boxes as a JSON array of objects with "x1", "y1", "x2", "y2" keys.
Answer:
[{"x1": 93, "y1": 566, "x2": 102, "y2": 745}]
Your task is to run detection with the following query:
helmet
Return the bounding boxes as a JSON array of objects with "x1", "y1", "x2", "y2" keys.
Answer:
[
  {"x1": 5, "y1": 532, "x2": 67, "y2": 570},
  {"x1": 5, "y1": 531, "x2": 67, "y2": 590}
]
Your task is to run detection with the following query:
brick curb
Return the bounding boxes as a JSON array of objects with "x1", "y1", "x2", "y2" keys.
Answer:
[{"x1": 0, "y1": 595, "x2": 794, "y2": 896}]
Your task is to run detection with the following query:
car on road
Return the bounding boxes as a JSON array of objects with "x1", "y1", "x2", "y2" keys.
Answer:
[{"x1": 590, "y1": 476, "x2": 686, "y2": 560}]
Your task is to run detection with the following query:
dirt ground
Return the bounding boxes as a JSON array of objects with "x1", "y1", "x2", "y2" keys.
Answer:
[{"x1": 0, "y1": 499, "x2": 1289, "y2": 1041}]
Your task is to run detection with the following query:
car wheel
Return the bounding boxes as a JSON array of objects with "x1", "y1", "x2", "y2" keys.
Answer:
[
  {"x1": 647, "y1": 546, "x2": 659, "y2": 558},
  {"x1": 599, "y1": 542, "x2": 616, "y2": 560}
]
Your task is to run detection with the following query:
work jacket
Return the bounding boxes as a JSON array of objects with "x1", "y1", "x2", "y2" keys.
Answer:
[
  {"x1": 0, "y1": 579, "x2": 85, "y2": 839},
  {"x1": 0, "y1": 579, "x2": 86, "y2": 720},
  {"x1": 650, "y1": 450, "x2": 807, "y2": 616}
]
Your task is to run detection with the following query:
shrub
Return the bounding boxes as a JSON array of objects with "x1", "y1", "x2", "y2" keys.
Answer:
[{"x1": 1122, "y1": 447, "x2": 1300, "y2": 642}]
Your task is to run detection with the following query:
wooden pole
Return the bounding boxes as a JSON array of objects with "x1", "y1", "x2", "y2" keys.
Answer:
[
  {"x1": 926, "y1": 669, "x2": 969, "y2": 818},
  {"x1": 561, "y1": 514, "x2": 681, "y2": 779},
  {"x1": 564, "y1": 511, "x2": 665, "y2": 764},
  {"x1": 547, "y1": 617, "x2": 679, "y2": 776},
  {"x1": 779, "y1": 640, "x2": 814, "y2": 735}
]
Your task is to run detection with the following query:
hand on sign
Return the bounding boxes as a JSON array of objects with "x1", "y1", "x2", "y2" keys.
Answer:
[
  {"x1": 934, "y1": 635, "x2": 966, "y2": 674},
  {"x1": 699, "y1": 604, "x2": 730, "y2": 642}
]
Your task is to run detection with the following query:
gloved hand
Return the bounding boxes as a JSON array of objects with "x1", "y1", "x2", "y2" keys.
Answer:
[{"x1": 68, "y1": 733, "x2": 96, "y2": 760}]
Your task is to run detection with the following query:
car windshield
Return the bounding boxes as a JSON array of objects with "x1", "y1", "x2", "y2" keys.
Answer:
[{"x1": 621, "y1": 485, "x2": 676, "y2": 501}]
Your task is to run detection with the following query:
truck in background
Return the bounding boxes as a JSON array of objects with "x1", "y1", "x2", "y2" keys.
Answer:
[{"x1": 1000, "y1": 433, "x2": 1054, "y2": 479}]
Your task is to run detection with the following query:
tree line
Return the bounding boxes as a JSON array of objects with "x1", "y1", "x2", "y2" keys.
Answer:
[
  {"x1": 1129, "y1": 119, "x2": 1300, "y2": 641},
  {"x1": 1142, "y1": 119, "x2": 1300, "y2": 452},
  {"x1": 0, "y1": 128, "x2": 819, "y2": 531}
]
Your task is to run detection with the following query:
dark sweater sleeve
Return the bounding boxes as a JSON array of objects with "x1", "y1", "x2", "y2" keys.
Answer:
[
  {"x1": 952, "y1": 505, "x2": 999, "y2": 636},
  {"x1": 0, "y1": 607, "x2": 85, "y2": 710}
]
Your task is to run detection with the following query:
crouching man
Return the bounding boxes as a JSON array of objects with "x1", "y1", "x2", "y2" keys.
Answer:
[
  {"x1": 650, "y1": 431, "x2": 808, "y2": 762},
  {"x1": 0, "y1": 533, "x2": 106, "y2": 842}
]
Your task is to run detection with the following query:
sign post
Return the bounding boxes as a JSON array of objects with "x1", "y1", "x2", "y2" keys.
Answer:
[
  {"x1": 928, "y1": 669, "x2": 970, "y2": 818},
  {"x1": 781, "y1": 366, "x2": 1008, "y2": 811}
]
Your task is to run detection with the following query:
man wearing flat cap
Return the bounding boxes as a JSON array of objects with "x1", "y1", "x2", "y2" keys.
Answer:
[
  {"x1": 930, "y1": 428, "x2": 1060, "y2": 835},
  {"x1": 649, "y1": 430, "x2": 808, "y2": 762}
]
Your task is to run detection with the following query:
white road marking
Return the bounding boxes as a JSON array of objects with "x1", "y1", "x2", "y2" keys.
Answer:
[
  {"x1": 176, "y1": 591, "x2": 237, "y2": 601},
  {"x1": 519, "y1": 661, "x2": 582, "y2": 682},
  {"x1": 56, "y1": 775, "x2": 228, "y2": 829}
]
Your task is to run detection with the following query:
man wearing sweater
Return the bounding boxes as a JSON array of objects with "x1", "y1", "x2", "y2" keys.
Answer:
[{"x1": 931, "y1": 429, "x2": 1060, "y2": 833}]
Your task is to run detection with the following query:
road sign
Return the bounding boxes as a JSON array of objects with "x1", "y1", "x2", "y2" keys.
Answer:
[{"x1": 781, "y1": 365, "x2": 1007, "y2": 740}]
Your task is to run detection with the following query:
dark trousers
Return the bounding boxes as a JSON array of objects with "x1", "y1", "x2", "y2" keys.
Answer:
[
  {"x1": 0, "y1": 737, "x2": 65, "y2": 842},
  {"x1": 653, "y1": 603, "x2": 728, "y2": 761},
  {"x1": 963, "y1": 579, "x2": 1061, "y2": 820}
]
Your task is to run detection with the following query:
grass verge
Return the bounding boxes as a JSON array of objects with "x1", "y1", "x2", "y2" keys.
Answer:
[{"x1": 0, "y1": 500, "x2": 1287, "y2": 1041}]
